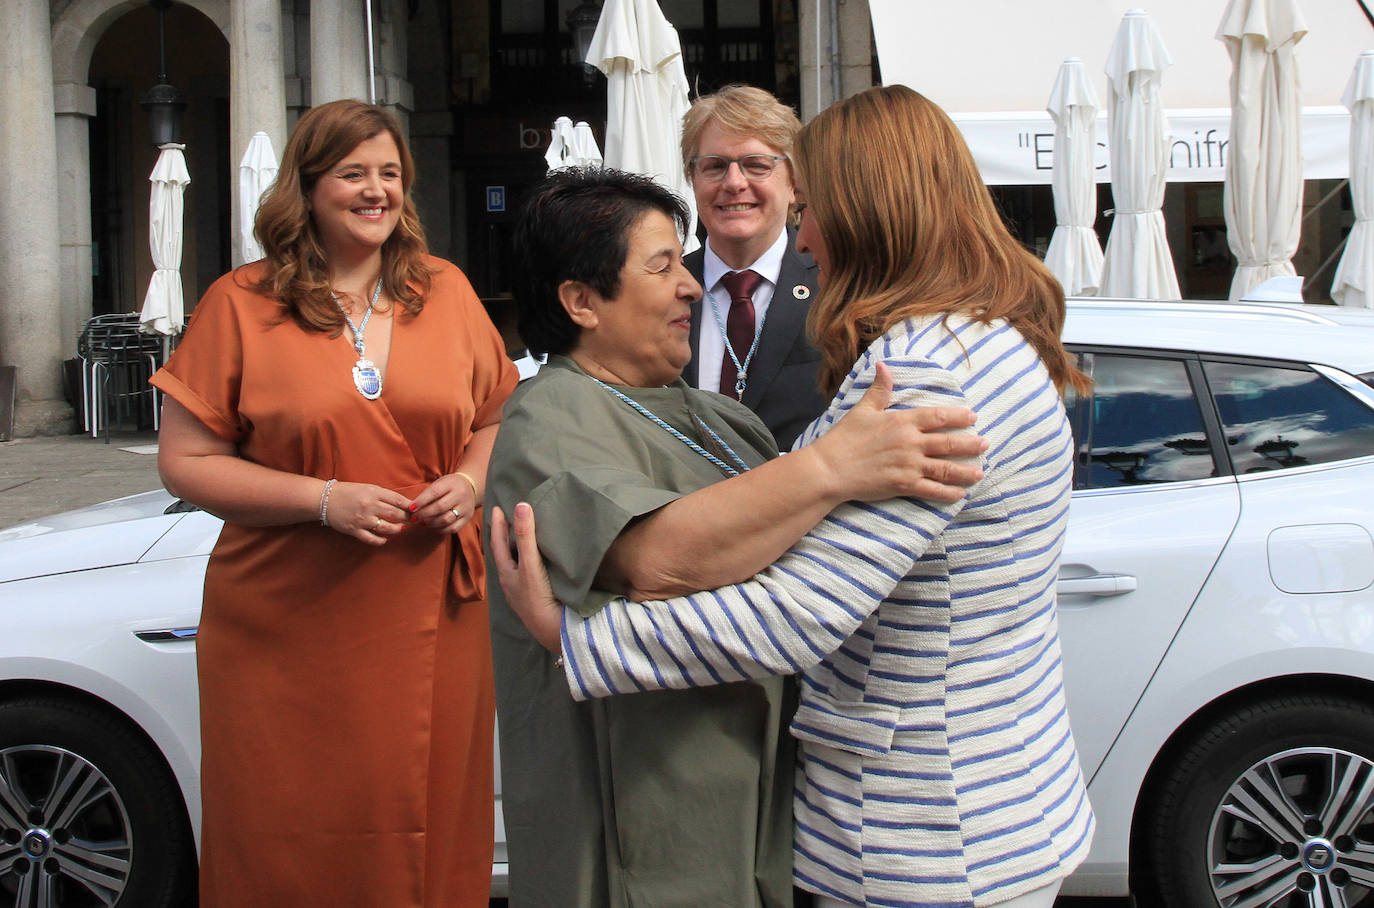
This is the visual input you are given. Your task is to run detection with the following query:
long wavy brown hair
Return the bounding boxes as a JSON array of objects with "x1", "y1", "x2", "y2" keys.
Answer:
[
  {"x1": 251, "y1": 100, "x2": 432, "y2": 331},
  {"x1": 795, "y1": 85, "x2": 1089, "y2": 397}
]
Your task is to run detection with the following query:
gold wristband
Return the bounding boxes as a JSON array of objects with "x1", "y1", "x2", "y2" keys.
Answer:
[{"x1": 455, "y1": 470, "x2": 480, "y2": 503}]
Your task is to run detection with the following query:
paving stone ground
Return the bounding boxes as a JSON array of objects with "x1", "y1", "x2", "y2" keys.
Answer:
[{"x1": 0, "y1": 429, "x2": 162, "y2": 530}]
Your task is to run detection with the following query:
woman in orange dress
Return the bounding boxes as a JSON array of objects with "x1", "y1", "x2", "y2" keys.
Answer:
[{"x1": 151, "y1": 100, "x2": 517, "y2": 907}]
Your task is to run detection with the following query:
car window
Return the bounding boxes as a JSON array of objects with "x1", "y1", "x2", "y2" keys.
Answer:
[
  {"x1": 1066, "y1": 353, "x2": 1217, "y2": 490},
  {"x1": 1203, "y1": 361, "x2": 1374, "y2": 473}
]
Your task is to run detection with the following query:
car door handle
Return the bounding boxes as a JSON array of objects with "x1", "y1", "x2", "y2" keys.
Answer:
[
  {"x1": 1056, "y1": 573, "x2": 1138, "y2": 597},
  {"x1": 134, "y1": 627, "x2": 199, "y2": 643}
]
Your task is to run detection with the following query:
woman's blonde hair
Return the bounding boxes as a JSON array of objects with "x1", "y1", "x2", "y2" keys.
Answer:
[
  {"x1": 252, "y1": 99, "x2": 432, "y2": 331},
  {"x1": 795, "y1": 85, "x2": 1088, "y2": 397}
]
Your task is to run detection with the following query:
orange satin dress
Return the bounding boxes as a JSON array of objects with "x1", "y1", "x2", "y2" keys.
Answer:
[{"x1": 151, "y1": 258, "x2": 518, "y2": 908}]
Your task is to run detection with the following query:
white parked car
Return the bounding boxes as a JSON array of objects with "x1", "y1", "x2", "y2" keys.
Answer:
[{"x1": 2, "y1": 299, "x2": 1373, "y2": 908}]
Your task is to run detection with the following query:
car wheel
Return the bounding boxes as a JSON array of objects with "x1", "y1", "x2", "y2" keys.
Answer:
[
  {"x1": 1144, "y1": 694, "x2": 1374, "y2": 908},
  {"x1": 0, "y1": 697, "x2": 196, "y2": 908}
]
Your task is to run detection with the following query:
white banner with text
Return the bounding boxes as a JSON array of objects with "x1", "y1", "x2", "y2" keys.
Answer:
[{"x1": 953, "y1": 107, "x2": 1351, "y2": 185}]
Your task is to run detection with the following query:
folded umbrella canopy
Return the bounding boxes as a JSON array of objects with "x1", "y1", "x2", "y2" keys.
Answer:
[
  {"x1": 238, "y1": 131, "x2": 278, "y2": 264},
  {"x1": 1045, "y1": 57, "x2": 1105, "y2": 297},
  {"x1": 588, "y1": 0, "x2": 698, "y2": 249},
  {"x1": 1331, "y1": 50, "x2": 1374, "y2": 308},
  {"x1": 545, "y1": 116, "x2": 604, "y2": 171},
  {"x1": 1099, "y1": 10, "x2": 1182, "y2": 300},
  {"x1": 1218, "y1": 0, "x2": 1307, "y2": 300},
  {"x1": 573, "y1": 121, "x2": 604, "y2": 168},
  {"x1": 139, "y1": 143, "x2": 190, "y2": 336}
]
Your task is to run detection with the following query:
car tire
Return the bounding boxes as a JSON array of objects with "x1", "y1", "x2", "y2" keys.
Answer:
[
  {"x1": 0, "y1": 696, "x2": 196, "y2": 908},
  {"x1": 1143, "y1": 693, "x2": 1374, "y2": 908}
]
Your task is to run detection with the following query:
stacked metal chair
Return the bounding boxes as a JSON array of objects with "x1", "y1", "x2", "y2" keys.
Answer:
[{"x1": 77, "y1": 313, "x2": 163, "y2": 441}]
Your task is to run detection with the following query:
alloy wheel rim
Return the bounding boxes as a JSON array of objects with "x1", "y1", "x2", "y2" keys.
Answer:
[
  {"x1": 1209, "y1": 746, "x2": 1374, "y2": 907},
  {"x1": 0, "y1": 745, "x2": 132, "y2": 908}
]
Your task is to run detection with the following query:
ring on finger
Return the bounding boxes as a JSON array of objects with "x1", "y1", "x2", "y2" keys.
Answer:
[
  {"x1": 450, "y1": 507, "x2": 462, "y2": 520},
  {"x1": 373, "y1": 516, "x2": 382, "y2": 530}
]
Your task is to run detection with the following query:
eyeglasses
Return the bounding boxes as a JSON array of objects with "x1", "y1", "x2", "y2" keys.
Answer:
[{"x1": 689, "y1": 154, "x2": 788, "y2": 182}]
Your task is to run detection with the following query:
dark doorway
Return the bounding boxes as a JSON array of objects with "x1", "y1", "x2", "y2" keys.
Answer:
[{"x1": 88, "y1": 3, "x2": 229, "y2": 316}]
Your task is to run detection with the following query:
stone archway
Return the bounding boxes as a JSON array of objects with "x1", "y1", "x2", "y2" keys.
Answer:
[
  {"x1": 49, "y1": 0, "x2": 230, "y2": 354},
  {"x1": 52, "y1": 0, "x2": 228, "y2": 80},
  {"x1": 90, "y1": 5, "x2": 230, "y2": 318}
]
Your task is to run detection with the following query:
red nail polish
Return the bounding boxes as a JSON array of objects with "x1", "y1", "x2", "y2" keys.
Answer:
[{"x1": 408, "y1": 503, "x2": 418, "y2": 512}]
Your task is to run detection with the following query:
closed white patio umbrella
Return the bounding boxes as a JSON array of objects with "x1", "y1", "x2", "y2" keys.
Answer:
[
  {"x1": 1099, "y1": 10, "x2": 1182, "y2": 300},
  {"x1": 238, "y1": 131, "x2": 278, "y2": 265},
  {"x1": 588, "y1": 0, "x2": 698, "y2": 249},
  {"x1": 1218, "y1": 0, "x2": 1307, "y2": 300},
  {"x1": 1045, "y1": 57, "x2": 1105, "y2": 297},
  {"x1": 545, "y1": 116, "x2": 604, "y2": 171},
  {"x1": 573, "y1": 121, "x2": 603, "y2": 167},
  {"x1": 139, "y1": 143, "x2": 190, "y2": 336},
  {"x1": 1331, "y1": 50, "x2": 1374, "y2": 308}
]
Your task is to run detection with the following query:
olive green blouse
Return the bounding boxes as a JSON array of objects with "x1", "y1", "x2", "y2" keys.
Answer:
[{"x1": 484, "y1": 355, "x2": 795, "y2": 908}]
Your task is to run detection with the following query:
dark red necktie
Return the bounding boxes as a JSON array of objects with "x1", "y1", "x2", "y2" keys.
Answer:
[{"x1": 718, "y1": 269, "x2": 762, "y2": 399}]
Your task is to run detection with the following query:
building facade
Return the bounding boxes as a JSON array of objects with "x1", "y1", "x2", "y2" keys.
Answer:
[
  {"x1": 1, "y1": 0, "x2": 1365, "y2": 436},
  {"x1": 3, "y1": 0, "x2": 869, "y2": 436}
]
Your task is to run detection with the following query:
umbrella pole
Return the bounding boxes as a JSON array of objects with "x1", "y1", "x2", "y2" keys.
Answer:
[
  {"x1": 1301, "y1": 179, "x2": 1350, "y2": 225},
  {"x1": 365, "y1": 0, "x2": 376, "y2": 104},
  {"x1": 813, "y1": 0, "x2": 822, "y2": 113},
  {"x1": 828, "y1": 0, "x2": 841, "y2": 103},
  {"x1": 1307, "y1": 234, "x2": 1350, "y2": 293}
]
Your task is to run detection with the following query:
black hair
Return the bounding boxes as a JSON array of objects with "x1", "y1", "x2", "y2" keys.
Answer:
[{"x1": 512, "y1": 166, "x2": 691, "y2": 357}]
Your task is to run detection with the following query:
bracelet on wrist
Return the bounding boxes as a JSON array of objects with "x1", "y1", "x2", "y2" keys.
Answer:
[
  {"x1": 455, "y1": 470, "x2": 480, "y2": 503},
  {"x1": 319, "y1": 478, "x2": 338, "y2": 526}
]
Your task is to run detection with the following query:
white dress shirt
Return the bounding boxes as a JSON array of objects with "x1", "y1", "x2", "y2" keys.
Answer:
[{"x1": 694, "y1": 228, "x2": 789, "y2": 393}]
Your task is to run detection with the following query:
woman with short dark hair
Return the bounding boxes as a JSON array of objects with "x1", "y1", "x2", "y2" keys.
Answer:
[
  {"x1": 152, "y1": 99, "x2": 517, "y2": 906},
  {"x1": 512, "y1": 165, "x2": 692, "y2": 358},
  {"x1": 485, "y1": 164, "x2": 986, "y2": 906}
]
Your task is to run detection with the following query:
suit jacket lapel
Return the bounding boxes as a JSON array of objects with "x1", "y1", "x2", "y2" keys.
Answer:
[
  {"x1": 741, "y1": 230, "x2": 818, "y2": 411},
  {"x1": 684, "y1": 249, "x2": 705, "y2": 388}
]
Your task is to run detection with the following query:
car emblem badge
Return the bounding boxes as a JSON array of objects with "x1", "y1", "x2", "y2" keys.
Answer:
[
  {"x1": 1304, "y1": 840, "x2": 1334, "y2": 871},
  {"x1": 21, "y1": 831, "x2": 49, "y2": 858},
  {"x1": 792, "y1": 284, "x2": 810, "y2": 300}
]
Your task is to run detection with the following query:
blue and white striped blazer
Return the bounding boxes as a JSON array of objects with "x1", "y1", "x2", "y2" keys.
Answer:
[{"x1": 561, "y1": 314, "x2": 1095, "y2": 907}]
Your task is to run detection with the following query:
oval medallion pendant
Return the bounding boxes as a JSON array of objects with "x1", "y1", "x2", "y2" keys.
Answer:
[{"x1": 352, "y1": 358, "x2": 383, "y2": 400}]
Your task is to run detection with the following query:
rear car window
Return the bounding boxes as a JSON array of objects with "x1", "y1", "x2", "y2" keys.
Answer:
[
  {"x1": 1067, "y1": 353, "x2": 1217, "y2": 490},
  {"x1": 1203, "y1": 361, "x2": 1374, "y2": 473}
]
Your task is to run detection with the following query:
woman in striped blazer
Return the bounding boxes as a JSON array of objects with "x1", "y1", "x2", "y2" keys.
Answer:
[{"x1": 495, "y1": 85, "x2": 1096, "y2": 908}]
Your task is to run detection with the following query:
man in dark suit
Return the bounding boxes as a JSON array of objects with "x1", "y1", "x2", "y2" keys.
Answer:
[{"x1": 679, "y1": 86, "x2": 828, "y2": 452}]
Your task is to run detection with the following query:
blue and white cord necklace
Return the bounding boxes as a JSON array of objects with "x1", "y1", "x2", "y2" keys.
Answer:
[
  {"x1": 588, "y1": 377, "x2": 750, "y2": 477},
  {"x1": 334, "y1": 277, "x2": 384, "y2": 400},
  {"x1": 707, "y1": 287, "x2": 765, "y2": 398}
]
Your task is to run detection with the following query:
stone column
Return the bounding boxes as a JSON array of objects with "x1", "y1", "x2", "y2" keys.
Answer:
[
  {"x1": 798, "y1": 0, "x2": 874, "y2": 122},
  {"x1": 0, "y1": 0, "x2": 71, "y2": 435},
  {"x1": 230, "y1": 0, "x2": 288, "y2": 267},
  {"x1": 373, "y1": 0, "x2": 413, "y2": 130},
  {"x1": 310, "y1": 0, "x2": 370, "y2": 104},
  {"x1": 54, "y1": 82, "x2": 98, "y2": 364}
]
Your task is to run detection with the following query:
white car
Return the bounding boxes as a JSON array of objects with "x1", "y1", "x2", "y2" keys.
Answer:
[{"x1": 2, "y1": 299, "x2": 1373, "y2": 908}]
